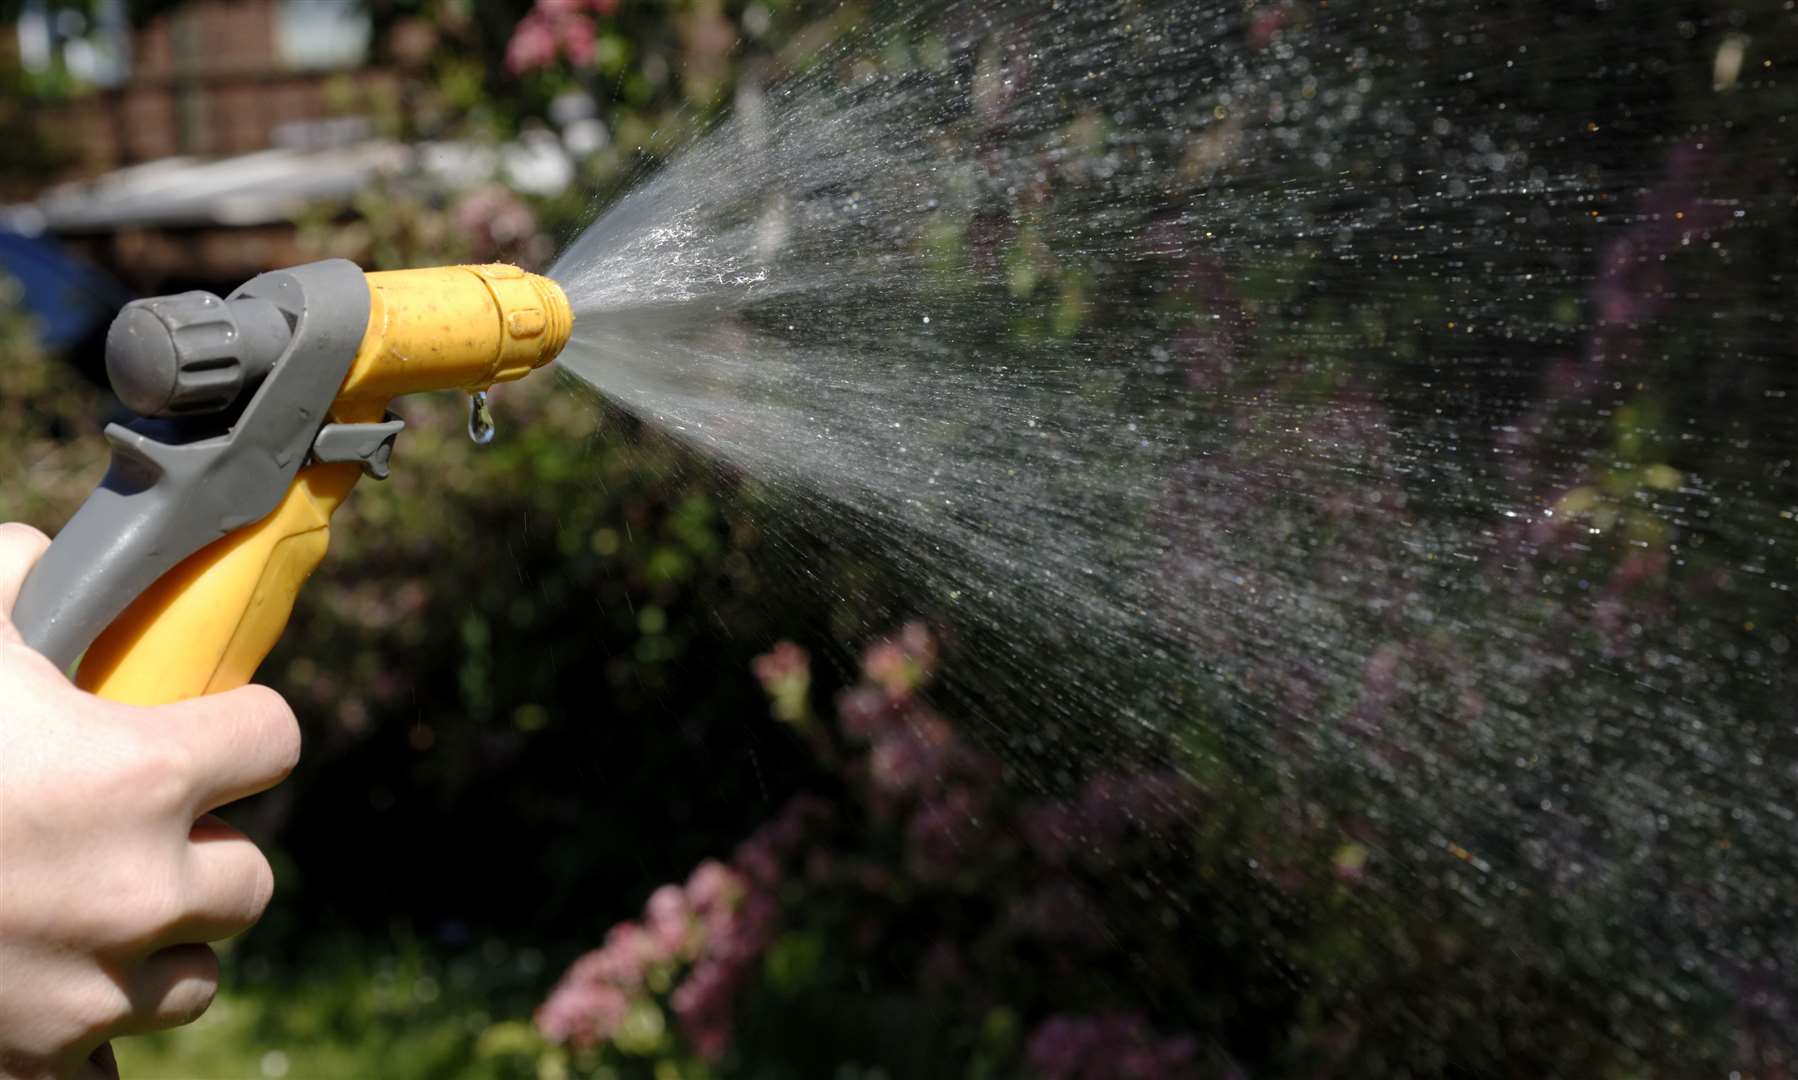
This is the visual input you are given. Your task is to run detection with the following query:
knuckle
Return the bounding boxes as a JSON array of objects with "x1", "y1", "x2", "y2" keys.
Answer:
[
  {"x1": 117, "y1": 946, "x2": 220, "y2": 1035},
  {"x1": 244, "y1": 685, "x2": 302, "y2": 777},
  {"x1": 241, "y1": 849, "x2": 277, "y2": 924},
  {"x1": 103, "y1": 724, "x2": 198, "y2": 814},
  {"x1": 127, "y1": 871, "x2": 188, "y2": 947},
  {"x1": 200, "y1": 845, "x2": 277, "y2": 935},
  {"x1": 166, "y1": 950, "x2": 221, "y2": 1026},
  {"x1": 60, "y1": 974, "x2": 131, "y2": 1044},
  {"x1": 134, "y1": 737, "x2": 198, "y2": 814}
]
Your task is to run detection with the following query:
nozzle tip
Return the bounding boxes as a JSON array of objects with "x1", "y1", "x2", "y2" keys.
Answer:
[{"x1": 526, "y1": 272, "x2": 574, "y2": 367}]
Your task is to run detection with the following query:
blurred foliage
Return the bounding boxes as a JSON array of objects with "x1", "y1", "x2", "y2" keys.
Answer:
[
  {"x1": 0, "y1": 276, "x2": 106, "y2": 523},
  {"x1": 0, "y1": 48, "x2": 76, "y2": 198}
]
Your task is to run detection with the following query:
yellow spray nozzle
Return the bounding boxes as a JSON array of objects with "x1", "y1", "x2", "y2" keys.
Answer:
[{"x1": 336, "y1": 263, "x2": 574, "y2": 418}]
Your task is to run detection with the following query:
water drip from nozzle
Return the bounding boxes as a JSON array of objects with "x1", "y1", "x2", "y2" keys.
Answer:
[{"x1": 467, "y1": 389, "x2": 495, "y2": 445}]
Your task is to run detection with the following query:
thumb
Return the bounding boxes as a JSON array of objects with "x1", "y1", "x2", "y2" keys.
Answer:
[{"x1": 0, "y1": 521, "x2": 52, "y2": 623}]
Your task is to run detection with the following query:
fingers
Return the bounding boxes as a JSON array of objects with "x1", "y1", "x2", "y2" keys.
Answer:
[
  {"x1": 117, "y1": 944, "x2": 220, "y2": 1035},
  {"x1": 169, "y1": 816, "x2": 276, "y2": 945},
  {"x1": 0, "y1": 521, "x2": 50, "y2": 622},
  {"x1": 41, "y1": 947, "x2": 218, "y2": 1074},
  {"x1": 150, "y1": 683, "x2": 301, "y2": 814}
]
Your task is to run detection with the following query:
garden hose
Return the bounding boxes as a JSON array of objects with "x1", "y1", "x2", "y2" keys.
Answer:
[{"x1": 12, "y1": 259, "x2": 573, "y2": 705}]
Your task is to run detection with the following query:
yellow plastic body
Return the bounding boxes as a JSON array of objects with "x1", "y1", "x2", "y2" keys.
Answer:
[{"x1": 77, "y1": 264, "x2": 573, "y2": 705}]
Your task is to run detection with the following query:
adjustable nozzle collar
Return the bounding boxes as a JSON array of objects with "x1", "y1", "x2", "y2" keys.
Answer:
[{"x1": 106, "y1": 292, "x2": 292, "y2": 417}]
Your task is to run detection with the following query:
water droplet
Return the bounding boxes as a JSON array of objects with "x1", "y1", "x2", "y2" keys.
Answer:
[{"x1": 467, "y1": 389, "x2": 495, "y2": 445}]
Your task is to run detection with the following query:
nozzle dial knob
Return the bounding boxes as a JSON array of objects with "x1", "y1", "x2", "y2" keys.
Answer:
[{"x1": 106, "y1": 292, "x2": 292, "y2": 417}]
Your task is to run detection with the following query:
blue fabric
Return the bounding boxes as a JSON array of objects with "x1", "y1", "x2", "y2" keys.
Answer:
[{"x1": 0, "y1": 229, "x2": 129, "y2": 350}]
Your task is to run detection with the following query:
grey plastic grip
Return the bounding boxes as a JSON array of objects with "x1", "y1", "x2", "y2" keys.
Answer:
[{"x1": 13, "y1": 259, "x2": 372, "y2": 673}]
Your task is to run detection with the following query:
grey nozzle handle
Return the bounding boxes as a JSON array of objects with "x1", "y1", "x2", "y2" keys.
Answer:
[{"x1": 12, "y1": 260, "x2": 372, "y2": 673}]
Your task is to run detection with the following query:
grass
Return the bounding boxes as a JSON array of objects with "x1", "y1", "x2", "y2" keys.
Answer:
[{"x1": 113, "y1": 938, "x2": 552, "y2": 1080}]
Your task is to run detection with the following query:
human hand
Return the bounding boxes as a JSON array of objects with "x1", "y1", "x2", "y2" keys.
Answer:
[{"x1": 0, "y1": 523, "x2": 301, "y2": 1080}]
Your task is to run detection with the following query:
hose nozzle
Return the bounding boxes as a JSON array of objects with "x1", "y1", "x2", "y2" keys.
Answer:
[
  {"x1": 14, "y1": 258, "x2": 576, "y2": 700},
  {"x1": 336, "y1": 264, "x2": 573, "y2": 416}
]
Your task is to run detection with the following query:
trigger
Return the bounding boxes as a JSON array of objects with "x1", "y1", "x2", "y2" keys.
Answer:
[{"x1": 310, "y1": 414, "x2": 406, "y2": 480}]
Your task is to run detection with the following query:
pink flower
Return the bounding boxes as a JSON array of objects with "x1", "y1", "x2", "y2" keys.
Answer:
[
  {"x1": 862, "y1": 642, "x2": 908, "y2": 690},
  {"x1": 752, "y1": 641, "x2": 809, "y2": 686},
  {"x1": 535, "y1": 971, "x2": 630, "y2": 1047},
  {"x1": 646, "y1": 884, "x2": 693, "y2": 957},
  {"x1": 504, "y1": 12, "x2": 558, "y2": 74},
  {"x1": 861, "y1": 621, "x2": 938, "y2": 697},
  {"x1": 1248, "y1": 6, "x2": 1286, "y2": 49},
  {"x1": 540, "y1": 828, "x2": 790, "y2": 1062},
  {"x1": 504, "y1": 0, "x2": 602, "y2": 74},
  {"x1": 557, "y1": 12, "x2": 597, "y2": 67},
  {"x1": 753, "y1": 641, "x2": 812, "y2": 724},
  {"x1": 454, "y1": 185, "x2": 544, "y2": 264},
  {"x1": 590, "y1": 926, "x2": 641, "y2": 986},
  {"x1": 685, "y1": 859, "x2": 741, "y2": 912},
  {"x1": 666, "y1": 879, "x2": 781, "y2": 1061}
]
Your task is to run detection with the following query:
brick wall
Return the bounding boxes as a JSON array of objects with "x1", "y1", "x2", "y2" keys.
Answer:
[{"x1": 30, "y1": 0, "x2": 415, "y2": 182}]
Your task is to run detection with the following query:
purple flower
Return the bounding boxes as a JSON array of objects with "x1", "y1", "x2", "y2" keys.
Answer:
[
  {"x1": 733, "y1": 832, "x2": 783, "y2": 890},
  {"x1": 1023, "y1": 772, "x2": 1202, "y2": 871},
  {"x1": 667, "y1": 885, "x2": 780, "y2": 1061},
  {"x1": 1004, "y1": 877, "x2": 1106, "y2": 945},
  {"x1": 904, "y1": 786, "x2": 989, "y2": 884},
  {"x1": 1025, "y1": 1013, "x2": 1201, "y2": 1079},
  {"x1": 869, "y1": 726, "x2": 940, "y2": 799},
  {"x1": 671, "y1": 959, "x2": 739, "y2": 1061},
  {"x1": 837, "y1": 685, "x2": 901, "y2": 740}
]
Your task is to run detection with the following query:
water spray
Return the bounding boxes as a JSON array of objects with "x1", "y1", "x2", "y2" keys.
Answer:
[{"x1": 12, "y1": 259, "x2": 573, "y2": 705}]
